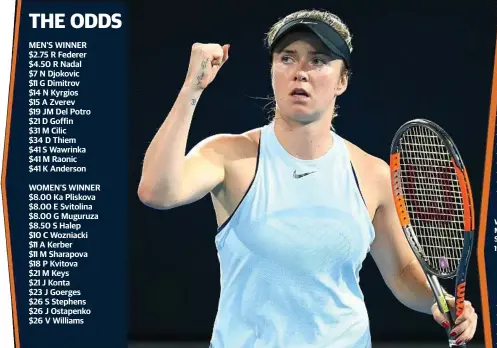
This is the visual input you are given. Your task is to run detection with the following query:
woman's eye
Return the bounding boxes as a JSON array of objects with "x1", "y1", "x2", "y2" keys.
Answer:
[
  {"x1": 311, "y1": 57, "x2": 326, "y2": 65},
  {"x1": 281, "y1": 56, "x2": 293, "y2": 63}
]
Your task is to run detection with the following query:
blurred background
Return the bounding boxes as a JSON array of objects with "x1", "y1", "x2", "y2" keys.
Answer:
[{"x1": 128, "y1": 0, "x2": 495, "y2": 346}]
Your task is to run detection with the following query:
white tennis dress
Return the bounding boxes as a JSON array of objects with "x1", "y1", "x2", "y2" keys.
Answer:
[{"x1": 210, "y1": 122, "x2": 376, "y2": 347}]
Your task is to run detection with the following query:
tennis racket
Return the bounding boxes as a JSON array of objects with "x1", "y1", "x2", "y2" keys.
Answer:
[{"x1": 389, "y1": 119, "x2": 475, "y2": 347}]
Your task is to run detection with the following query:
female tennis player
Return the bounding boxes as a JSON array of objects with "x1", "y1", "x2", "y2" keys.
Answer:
[{"x1": 138, "y1": 9, "x2": 478, "y2": 347}]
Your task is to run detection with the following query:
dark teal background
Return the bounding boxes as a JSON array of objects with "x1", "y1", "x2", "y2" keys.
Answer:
[{"x1": 127, "y1": 0, "x2": 495, "y2": 345}]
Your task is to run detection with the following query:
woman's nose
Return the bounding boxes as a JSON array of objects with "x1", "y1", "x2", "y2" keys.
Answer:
[{"x1": 294, "y1": 69, "x2": 309, "y2": 82}]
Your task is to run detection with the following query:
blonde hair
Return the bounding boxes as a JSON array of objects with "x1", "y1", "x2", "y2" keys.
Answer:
[{"x1": 264, "y1": 9, "x2": 353, "y2": 129}]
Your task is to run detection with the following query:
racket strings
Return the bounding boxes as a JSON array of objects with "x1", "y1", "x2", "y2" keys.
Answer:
[{"x1": 397, "y1": 126, "x2": 465, "y2": 274}]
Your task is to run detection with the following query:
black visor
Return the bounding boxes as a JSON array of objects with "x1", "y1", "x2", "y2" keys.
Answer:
[{"x1": 269, "y1": 18, "x2": 351, "y2": 69}]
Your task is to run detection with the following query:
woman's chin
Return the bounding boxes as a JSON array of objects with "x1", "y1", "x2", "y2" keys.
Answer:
[{"x1": 286, "y1": 112, "x2": 319, "y2": 124}]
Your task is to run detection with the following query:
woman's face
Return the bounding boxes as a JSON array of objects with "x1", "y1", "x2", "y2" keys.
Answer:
[{"x1": 271, "y1": 31, "x2": 348, "y2": 123}]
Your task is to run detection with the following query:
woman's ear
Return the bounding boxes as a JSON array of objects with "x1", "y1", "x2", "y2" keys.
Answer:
[
  {"x1": 270, "y1": 64, "x2": 275, "y2": 90},
  {"x1": 335, "y1": 68, "x2": 349, "y2": 97}
]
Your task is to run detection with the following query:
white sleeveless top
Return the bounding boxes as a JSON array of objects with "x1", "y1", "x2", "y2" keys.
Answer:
[{"x1": 210, "y1": 122, "x2": 376, "y2": 348}]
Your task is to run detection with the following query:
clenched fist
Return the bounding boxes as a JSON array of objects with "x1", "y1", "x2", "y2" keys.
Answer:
[{"x1": 184, "y1": 43, "x2": 230, "y2": 91}]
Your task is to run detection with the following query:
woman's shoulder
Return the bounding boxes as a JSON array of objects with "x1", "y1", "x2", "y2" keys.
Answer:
[
  {"x1": 194, "y1": 127, "x2": 262, "y2": 162},
  {"x1": 342, "y1": 138, "x2": 391, "y2": 184}
]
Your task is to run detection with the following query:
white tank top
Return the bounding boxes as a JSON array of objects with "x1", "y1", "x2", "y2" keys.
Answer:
[{"x1": 210, "y1": 122, "x2": 376, "y2": 348}]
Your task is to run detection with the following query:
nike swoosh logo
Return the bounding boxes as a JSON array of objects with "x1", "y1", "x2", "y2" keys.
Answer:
[{"x1": 293, "y1": 170, "x2": 317, "y2": 179}]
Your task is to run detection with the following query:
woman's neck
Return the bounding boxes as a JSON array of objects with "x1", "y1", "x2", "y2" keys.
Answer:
[{"x1": 272, "y1": 112, "x2": 334, "y2": 160}]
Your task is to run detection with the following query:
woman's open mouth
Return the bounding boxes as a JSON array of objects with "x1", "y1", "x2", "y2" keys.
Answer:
[{"x1": 290, "y1": 88, "x2": 310, "y2": 101}]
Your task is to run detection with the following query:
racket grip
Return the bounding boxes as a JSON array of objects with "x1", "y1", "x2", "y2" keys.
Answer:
[
  {"x1": 445, "y1": 322, "x2": 467, "y2": 347},
  {"x1": 447, "y1": 337, "x2": 466, "y2": 347}
]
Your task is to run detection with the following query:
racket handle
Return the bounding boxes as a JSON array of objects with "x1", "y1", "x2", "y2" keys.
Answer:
[
  {"x1": 445, "y1": 330, "x2": 467, "y2": 347},
  {"x1": 444, "y1": 302, "x2": 467, "y2": 347},
  {"x1": 444, "y1": 313, "x2": 467, "y2": 347},
  {"x1": 425, "y1": 276, "x2": 467, "y2": 347}
]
